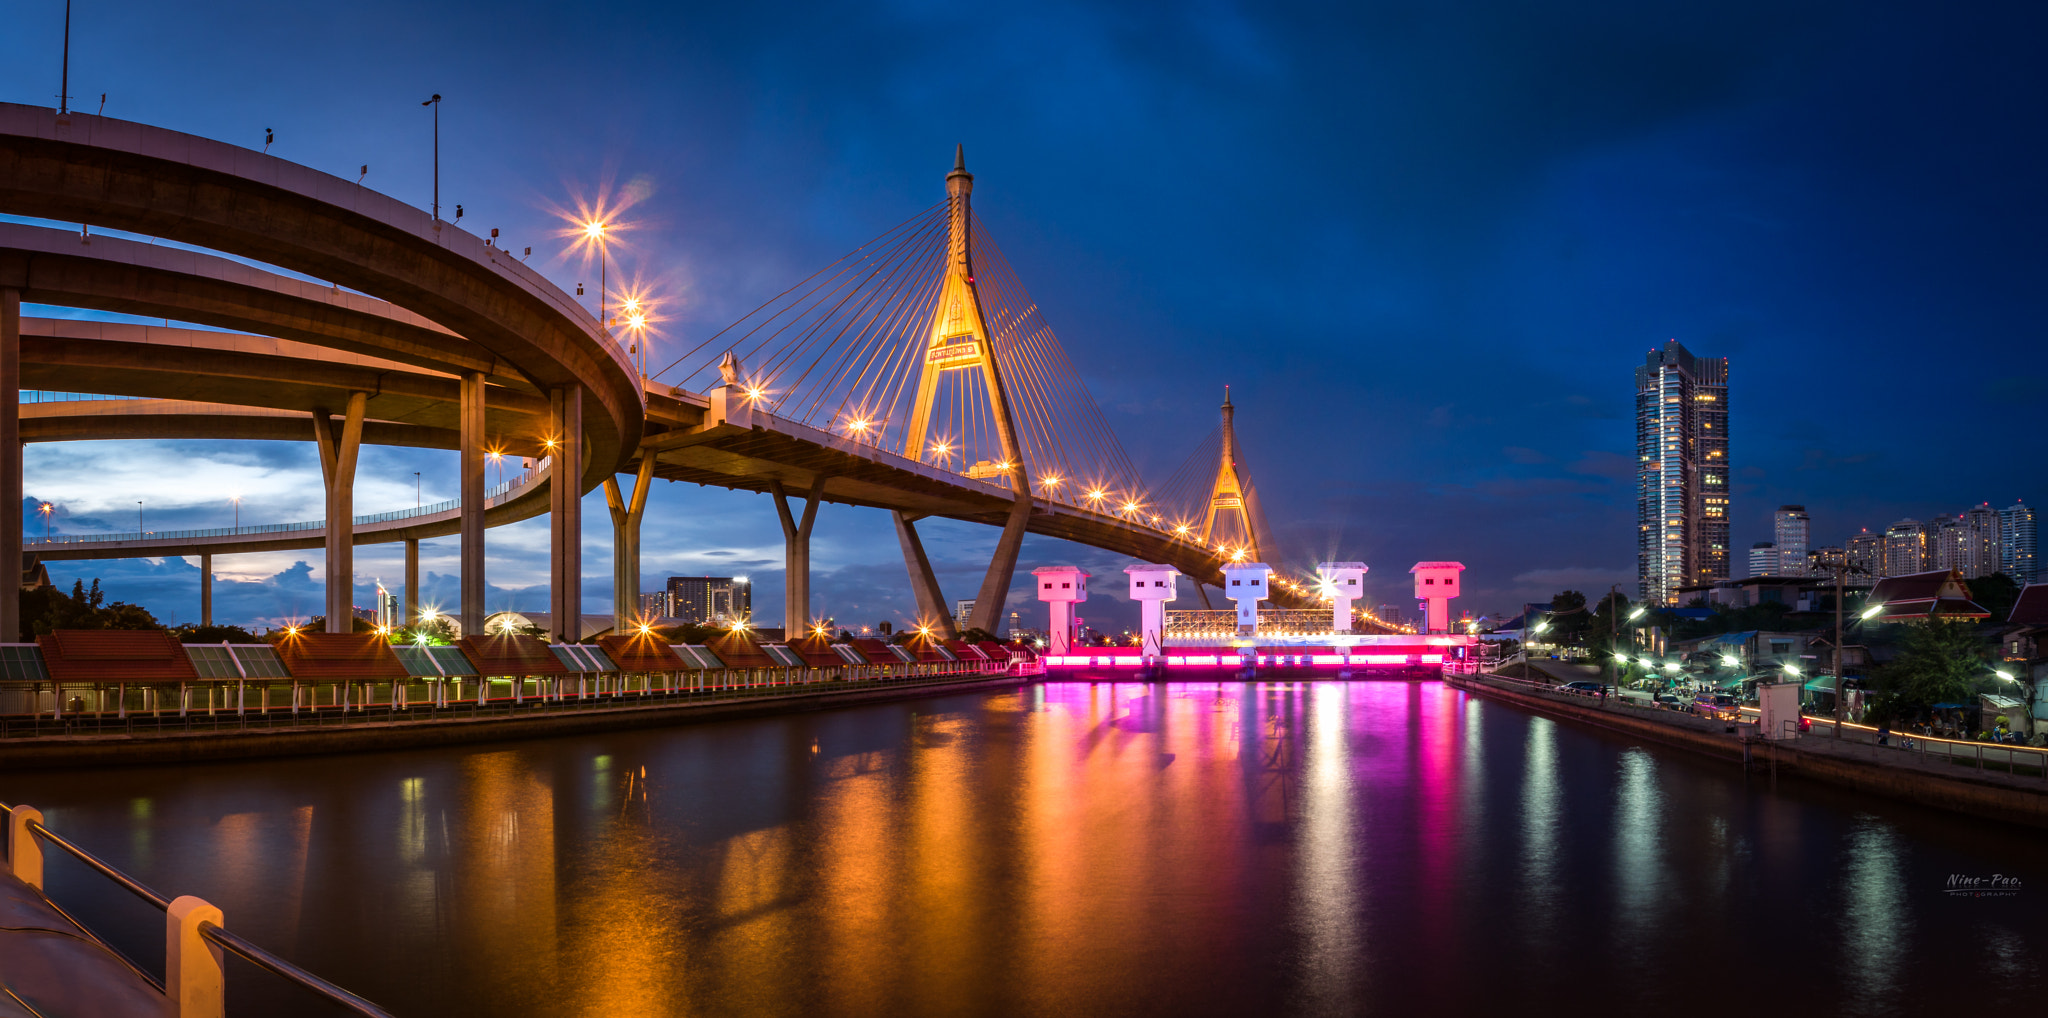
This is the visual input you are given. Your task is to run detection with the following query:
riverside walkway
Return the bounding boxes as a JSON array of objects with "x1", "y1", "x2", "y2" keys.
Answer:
[{"x1": 1449, "y1": 672, "x2": 2048, "y2": 829}]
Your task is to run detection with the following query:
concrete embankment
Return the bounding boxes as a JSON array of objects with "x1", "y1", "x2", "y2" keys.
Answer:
[
  {"x1": 0, "y1": 675, "x2": 1026, "y2": 770},
  {"x1": 1447, "y1": 673, "x2": 2048, "y2": 830}
]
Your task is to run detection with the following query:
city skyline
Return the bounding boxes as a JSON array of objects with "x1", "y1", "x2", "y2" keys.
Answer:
[{"x1": 2, "y1": 1, "x2": 2046, "y2": 630}]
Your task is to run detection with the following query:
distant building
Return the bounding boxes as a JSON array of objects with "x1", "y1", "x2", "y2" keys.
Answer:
[
  {"x1": 1846, "y1": 530, "x2": 1884, "y2": 582},
  {"x1": 1808, "y1": 546, "x2": 1850, "y2": 580},
  {"x1": 2002, "y1": 500, "x2": 2038, "y2": 583},
  {"x1": 1928, "y1": 508, "x2": 2001, "y2": 579},
  {"x1": 1883, "y1": 519, "x2": 1929, "y2": 578},
  {"x1": 665, "y1": 576, "x2": 753, "y2": 625},
  {"x1": 1773, "y1": 506, "x2": 1810, "y2": 576},
  {"x1": 638, "y1": 591, "x2": 672, "y2": 618},
  {"x1": 1748, "y1": 542, "x2": 1779, "y2": 577},
  {"x1": 1636, "y1": 339, "x2": 1729, "y2": 605},
  {"x1": 373, "y1": 581, "x2": 399, "y2": 629},
  {"x1": 1008, "y1": 610, "x2": 1021, "y2": 637},
  {"x1": 1963, "y1": 504, "x2": 2003, "y2": 578},
  {"x1": 954, "y1": 599, "x2": 975, "y2": 631}
]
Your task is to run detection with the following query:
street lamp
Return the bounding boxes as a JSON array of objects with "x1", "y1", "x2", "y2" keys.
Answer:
[
  {"x1": 583, "y1": 219, "x2": 611, "y2": 330},
  {"x1": 228, "y1": 494, "x2": 240, "y2": 532},
  {"x1": 37, "y1": 502, "x2": 53, "y2": 542}
]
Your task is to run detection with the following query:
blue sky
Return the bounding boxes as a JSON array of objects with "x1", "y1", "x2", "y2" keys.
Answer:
[{"x1": 1, "y1": 0, "x2": 2043, "y2": 632}]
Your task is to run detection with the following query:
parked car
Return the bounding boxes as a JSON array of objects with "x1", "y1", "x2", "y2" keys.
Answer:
[
  {"x1": 1651, "y1": 693, "x2": 1687, "y2": 710},
  {"x1": 1556, "y1": 681, "x2": 1604, "y2": 696}
]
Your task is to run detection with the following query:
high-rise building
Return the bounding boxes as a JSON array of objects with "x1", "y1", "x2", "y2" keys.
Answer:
[
  {"x1": 1748, "y1": 542, "x2": 1778, "y2": 577},
  {"x1": 1882, "y1": 519, "x2": 1928, "y2": 577},
  {"x1": 1773, "y1": 506, "x2": 1810, "y2": 577},
  {"x1": 954, "y1": 599, "x2": 976, "y2": 631},
  {"x1": 1962, "y1": 504, "x2": 2003, "y2": 578},
  {"x1": 638, "y1": 591, "x2": 672, "y2": 618},
  {"x1": 1809, "y1": 546, "x2": 1847, "y2": 578},
  {"x1": 1846, "y1": 529, "x2": 1883, "y2": 582},
  {"x1": 1636, "y1": 340, "x2": 1729, "y2": 605},
  {"x1": 2001, "y1": 500, "x2": 2038, "y2": 583},
  {"x1": 665, "y1": 576, "x2": 753, "y2": 626}
]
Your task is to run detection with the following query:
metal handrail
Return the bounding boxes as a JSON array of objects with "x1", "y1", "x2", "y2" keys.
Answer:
[
  {"x1": 200, "y1": 922, "x2": 395, "y2": 1018},
  {"x1": 25, "y1": 819, "x2": 171, "y2": 910},
  {"x1": 4, "y1": 802, "x2": 393, "y2": 1016},
  {"x1": 25, "y1": 468, "x2": 541, "y2": 547}
]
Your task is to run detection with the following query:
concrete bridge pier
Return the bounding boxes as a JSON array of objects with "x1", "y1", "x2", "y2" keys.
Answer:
[
  {"x1": 893, "y1": 511, "x2": 956, "y2": 638},
  {"x1": 0, "y1": 288, "x2": 16, "y2": 643},
  {"x1": 604, "y1": 456, "x2": 655, "y2": 633},
  {"x1": 458, "y1": 373, "x2": 485, "y2": 638},
  {"x1": 312, "y1": 392, "x2": 366, "y2": 633},
  {"x1": 548, "y1": 386, "x2": 583, "y2": 643},
  {"x1": 200, "y1": 552, "x2": 212, "y2": 627},
  {"x1": 967, "y1": 499, "x2": 1030, "y2": 635},
  {"x1": 773, "y1": 475, "x2": 828, "y2": 635},
  {"x1": 403, "y1": 538, "x2": 419, "y2": 625}
]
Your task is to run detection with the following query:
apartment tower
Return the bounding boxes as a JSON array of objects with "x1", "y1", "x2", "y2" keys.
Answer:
[{"x1": 1636, "y1": 340, "x2": 1729, "y2": 605}]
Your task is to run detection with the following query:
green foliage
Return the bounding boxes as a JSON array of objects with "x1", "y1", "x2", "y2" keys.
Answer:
[
  {"x1": 958, "y1": 627, "x2": 997, "y2": 644},
  {"x1": 655, "y1": 623, "x2": 729, "y2": 644},
  {"x1": 21, "y1": 579, "x2": 163, "y2": 639},
  {"x1": 1968, "y1": 572, "x2": 2021, "y2": 623},
  {"x1": 175, "y1": 623, "x2": 261, "y2": 644},
  {"x1": 392, "y1": 616, "x2": 458, "y2": 645},
  {"x1": 1866, "y1": 620, "x2": 1988, "y2": 722}
]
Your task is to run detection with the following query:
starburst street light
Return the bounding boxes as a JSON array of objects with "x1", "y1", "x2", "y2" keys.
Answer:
[{"x1": 1085, "y1": 488, "x2": 1107, "y2": 503}]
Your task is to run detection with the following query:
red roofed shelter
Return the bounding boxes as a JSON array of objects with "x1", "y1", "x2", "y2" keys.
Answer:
[
  {"x1": 597, "y1": 633, "x2": 685, "y2": 695},
  {"x1": 40, "y1": 630, "x2": 198, "y2": 716},
  {"x1": 457, "y1": 634, "x2": 567, "y2": 704},
  {"x1": 274, "y1": 632, "x2": 410, "y2": 711}
]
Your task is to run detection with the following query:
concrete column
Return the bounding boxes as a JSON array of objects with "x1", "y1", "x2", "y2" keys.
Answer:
[
  {"x1": 1222, "y1": 562, "x2": 1272, "y2": 637},
  {"x1": 200, "y1": 552, "x2": 213, "y2": 627},
  {"x1": 459, "y1": 372, "x2": 486, "y2": 638},
  {"x1": 1318, "y1": 561, "x2": 1368, "y2": 633},
  {"x1": 1032, "y1": 565, "x2": 1089, "y2": 656},
  {"x1": 967, "y1": 499, "x2": 1031, "y2": 634},
  {"x1": 1410, "y1": 562, "x2": 1466, "y2": 634},
  {"x1": 604, "y1": 455, "x2": 656, "y2": 633},
  {"x1": 773, "y1": 474, "x2": 829, "y2": 634},
  {"x1": 312, "y1": 392, "x2": 366, "y2": 633},
  {"x1": 893, "y1": 511, "x2": 955, "y2": 638},
  {"x1": 403, "y1": 538, "x2": 419, "y2": 624},
  {"x1": 1124, "y1": 565, "x2": 1179, "y2": 659},
  {"x1": 165, "y1": 895, "x2": 226, "y2": 1018},
  {"x1": 549, "y1": 386, "x2": 584, "y2": 643},
  {"x1": 0, "y1": 289, "x2": 17, "y2": 644}
]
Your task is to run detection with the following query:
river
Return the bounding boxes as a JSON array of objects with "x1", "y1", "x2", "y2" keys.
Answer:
[{"x1": 7, "y1": 680, "x2": 2044, "y2": 1016}]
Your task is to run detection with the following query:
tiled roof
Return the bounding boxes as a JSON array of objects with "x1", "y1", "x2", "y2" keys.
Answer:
[
  {"x1": 1868, "y1": 570, "x2": 1987, "y2": 621},
  {"x1": 596, "y1": 634, "x2": 683, "y2": 672},
  {"x1": 456, "y1": 634, "x2": 567, "y2": 676},
  {"x1": 706, "y1": 632, "x2": 776, "y2": 667},
  {"x1": 2010, "y1": 584, "x2": 2048, "y2": 626},
  {"x1": 40, "y1": 630, "x2": 199, "y2": 682},
  {"x1": 781, "y1": 635, "x2": 849, "y2": 667},
  {"x1": 274, "y1": 632, "x2": 408, "y2": 680}
]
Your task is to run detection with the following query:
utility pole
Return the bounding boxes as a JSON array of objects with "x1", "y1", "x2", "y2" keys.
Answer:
[
  {"x1": 1832, "y1": 560, "x2": 1846, "y2": 737},
  {"x1": 421, "y1": 95, "x2": 442, "y2": 221},
  {"x1": 1607, "y1": 584, "x2": 1621, "y2": 694}
]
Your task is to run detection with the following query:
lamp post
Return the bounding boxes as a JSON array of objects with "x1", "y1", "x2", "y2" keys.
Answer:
[
  {"x1": 137, "y1": 500, "x2": 143, "y2": 536},
  {"x1": 583, "y1": 220, "x2": 610, "y2": 330},
  {"x1": 421, "y1": 94, "x2": 442, "y2": 221},
  {"x1": 229, "y1": 494, "x2": 240, "y2": 532},
  {"x1": 38, "y1": 502, "x2": 53, "y2": 543}
]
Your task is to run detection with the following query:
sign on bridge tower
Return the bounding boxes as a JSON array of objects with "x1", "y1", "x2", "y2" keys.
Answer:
[{"x1": 1198, "y1": 387, "x2": 1262, "y2": 562}]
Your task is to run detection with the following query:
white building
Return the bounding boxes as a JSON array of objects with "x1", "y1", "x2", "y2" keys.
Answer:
[{"x1": 1773, "y1": 506, "x2": 1810, "y2": 576}]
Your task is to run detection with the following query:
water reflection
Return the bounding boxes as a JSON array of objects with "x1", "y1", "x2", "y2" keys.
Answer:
[{"x1": 8, "y1": 681, "x2": 2046, "y2": 1017}]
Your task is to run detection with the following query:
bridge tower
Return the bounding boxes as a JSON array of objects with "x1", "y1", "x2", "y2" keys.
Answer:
[
  {"x1": 895, "y1": 148, "x2": 1035, "y2": 636},
  {"x1": 1198, "y1": 387, "x2": 1261, "y2": 563}
]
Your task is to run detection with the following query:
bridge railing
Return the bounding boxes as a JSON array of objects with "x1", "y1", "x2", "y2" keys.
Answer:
[{"x1": 26, "y1": 464, "x2": 543, "y2": 547}]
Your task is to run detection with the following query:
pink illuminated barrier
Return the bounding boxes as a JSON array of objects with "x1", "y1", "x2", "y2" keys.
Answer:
[{"x1": 1041, "y1": 636, "x2": 1482, "y2": 678}]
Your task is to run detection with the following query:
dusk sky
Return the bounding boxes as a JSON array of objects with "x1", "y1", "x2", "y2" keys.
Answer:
[{"x1": 1, "y1": 0, "x2": 2043, "y2": 632}]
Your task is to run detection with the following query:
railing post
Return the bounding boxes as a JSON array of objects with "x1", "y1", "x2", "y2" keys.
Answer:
[
  {"x1": 166, "y1": 897, "x2": 226, "y2": 1018},
  {"x1": 7, "y1": 806, "x2": 44, "y2": 890}
]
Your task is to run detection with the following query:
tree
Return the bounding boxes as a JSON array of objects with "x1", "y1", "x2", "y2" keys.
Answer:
[
  {"x1": 1968, "y1": 572, "x2": 2021, "y2": 623},
  {"x1": 1544, "y1": 589, "x2": 1591, "y2": 646},
  {"x1": 175, "y1": 623, "x2": 260, "y2": 644},
  {"x1": 1866, "y1": 620, "x2": 1987, "y2": 722},
  {"x1": 959, "y1": 627, "x2": 997, "y2": 644},
  {"x1": 22, "y1": 579, "x2": 163, "y2": 637}
]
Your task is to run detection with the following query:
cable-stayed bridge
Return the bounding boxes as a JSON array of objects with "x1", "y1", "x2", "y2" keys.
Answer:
[{"x1": 0, "y1": 105, "x2": 1394, "y2": 640}]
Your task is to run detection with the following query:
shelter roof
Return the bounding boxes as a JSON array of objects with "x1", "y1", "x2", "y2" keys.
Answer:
[
  {"x1": 2010, "y1": 584, "x2": 2048, "y2": 626},
  {"x1": 705, "y1": 632, "x2": 775, "y2": 667},
  {"x1": 456, "y1": 634, "x2": 567, "y2": 676},
  {"x1": 783, "y1": 635, "x2": 849, "y2": 667},
  {"x1": 596, "y1": 633, "x2": 685, "y2": 672},
  {"x1": 1868, "y1": 570, "x2": 1988, "y2": 621},
  {"x1": 274, "y1": 632, "x2": 407, "y2": 680},
  {"x1": 40, "y1": 630, "x2": 198, "y2": 682}
]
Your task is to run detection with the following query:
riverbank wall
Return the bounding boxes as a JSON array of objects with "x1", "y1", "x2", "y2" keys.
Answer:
[
  {"x1": 1447, "y1": 673, "x2": 2048, "y2": 830},
  {"x1": 0, "y1": 674, "x2": 1027, "y2": 770}
]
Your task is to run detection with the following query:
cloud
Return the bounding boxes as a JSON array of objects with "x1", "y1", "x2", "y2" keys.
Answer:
[{"x1": 1510, "y1": 566, "x2": 1633, "y2": 592}]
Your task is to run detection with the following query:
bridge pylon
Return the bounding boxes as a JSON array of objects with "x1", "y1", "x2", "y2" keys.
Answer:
[
  {"x1": 898, "y1": 148, "x2": 1034, "y2": 636},
  {"x1": 1197, "y1": 386, "x2": 1265, "y2": 565}
]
